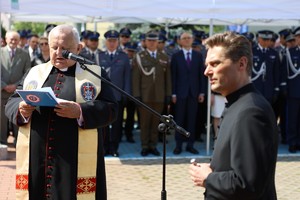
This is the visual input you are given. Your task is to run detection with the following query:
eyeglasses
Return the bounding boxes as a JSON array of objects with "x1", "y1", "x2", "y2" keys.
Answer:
[
  {"x1": 121, "y1": 35, "x2": 130, "y2": 38},
  {"x1": 39, "y1": 43, "x2": 48, "y2": 46}
]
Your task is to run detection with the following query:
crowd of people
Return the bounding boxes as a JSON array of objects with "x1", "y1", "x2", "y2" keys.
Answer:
[
  {"x1": 1, "y1": 23, "x2": 300, "y2": 159},
  {"x1": 75, "y1": 26, "x2": 300, "y2": 156}
]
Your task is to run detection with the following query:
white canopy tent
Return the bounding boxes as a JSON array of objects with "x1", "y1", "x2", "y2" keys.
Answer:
[
  {"x1": 1, "y1": 0, "x2": 300, "y2": 25},
  {"x1": 1, "y1": 0, "x2": 300, "y2": 155}
]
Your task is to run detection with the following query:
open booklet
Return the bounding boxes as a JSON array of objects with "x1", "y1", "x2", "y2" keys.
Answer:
[{"x1": 16, "y1": 87, "x2": 63, "y2": 107}]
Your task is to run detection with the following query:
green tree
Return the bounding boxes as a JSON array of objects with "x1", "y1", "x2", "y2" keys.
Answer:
[{"x1": 12, "y1": 22, "x2": 47, "y2": 35}]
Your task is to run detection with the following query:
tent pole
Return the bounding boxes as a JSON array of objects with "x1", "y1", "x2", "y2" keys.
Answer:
[{"x1": 206, "y1": 19, "x2": 213, "y2": 155}]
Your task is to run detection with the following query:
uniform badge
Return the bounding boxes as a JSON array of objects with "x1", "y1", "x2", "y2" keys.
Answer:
[
  {"x1": 25, "y1": 81, "x2": 38, "y2": 90},
  {"x1": 81, "y1": 82, "x2": 97, "y2": 101}
]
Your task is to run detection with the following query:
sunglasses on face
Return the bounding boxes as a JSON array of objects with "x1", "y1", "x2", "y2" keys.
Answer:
[
  {"x1": 40, "y1": 42, "x2": 48, "y2": 46},
  {"x1": 121, "y1": 35, "x2": 130, "y2": 38}
]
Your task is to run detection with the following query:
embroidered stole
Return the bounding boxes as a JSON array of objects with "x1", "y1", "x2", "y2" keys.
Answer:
[{"x1": 16, "y1": 62, "x2": 101, "y2": 200}]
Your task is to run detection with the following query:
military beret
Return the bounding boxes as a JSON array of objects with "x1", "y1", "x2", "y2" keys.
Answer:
[
  {"x1": 45, "y1": 24, "x2": 57, "y2": 33},
  {"x1": 120, "y1": 28, "x2": 132, "y2": 36},
  {"x1": 88, "y1": 31, "x2": 100, "y2": 40},
  {"x1": 104, "y1": 30, "x2": 119, "y2": 39},
  {"x1": 125, "y1": 42, "x2": 138, "y2": 51},
  {"x1": 257, "y1": 30, "x2": 274, "y2": 39},
  {"x1": 293, "y1": 27, "x2": 300, "y2": 36},
  {"x1": 146, "y1": 31, "x2": 159, "y2": 40}
]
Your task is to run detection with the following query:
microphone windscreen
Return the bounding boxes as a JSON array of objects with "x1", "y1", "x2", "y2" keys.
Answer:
[{"x1": 62, "y1": 50, "x2": 70, "y2": 59}]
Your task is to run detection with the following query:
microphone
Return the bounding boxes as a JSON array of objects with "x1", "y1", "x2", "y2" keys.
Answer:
[
  {"x1": 62, "y1": 50, "x2": 95, "y2": 65},
  {"x1": 160, "y1": 115, "x2": 190, "y2": 137}
]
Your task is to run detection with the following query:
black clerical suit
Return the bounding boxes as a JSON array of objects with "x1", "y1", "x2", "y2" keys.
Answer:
[
  {"x1": 205, "y1": 84, "x2": 278, "y2": 200},
  {"x1": 5, "y1": 63, "x2": 118, "y2": 200}
]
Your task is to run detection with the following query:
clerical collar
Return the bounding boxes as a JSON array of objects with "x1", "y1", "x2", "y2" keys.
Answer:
[
  {"x1": 54, "y1": 63, "x2": 76, "y2": 72},
  {"x1": 225, "y1": 83, "x2": 254, "y2": 108}
]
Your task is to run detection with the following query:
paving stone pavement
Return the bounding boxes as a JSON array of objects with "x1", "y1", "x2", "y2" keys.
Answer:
[
  {"x1": 105, "y1": 157, "x2": 300, "y2": 200},
  {"x1": 1, "y1": 135, "x2": 300, "y2": 200}
]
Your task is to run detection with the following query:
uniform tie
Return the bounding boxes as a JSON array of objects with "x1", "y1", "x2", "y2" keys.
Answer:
[
  {"x1": 110, "y1": 53, "x2": 114, "y2": 61},
  {"x1": 151, "y1": 52, "x2": 156, "y2": 59},
  {"x1": 91, "y1": 52, "x2": 95, "y2": 60},
  {"x1": 262, "y1": 48, "x2": 267, "y2": 60}
]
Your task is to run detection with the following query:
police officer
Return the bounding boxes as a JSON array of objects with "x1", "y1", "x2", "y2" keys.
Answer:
[
  {"x1": 17, "y1": 29, "x2": 29, "y2": 49},
  {"x1": 80, "y1": 31, "x2": 102, "y2": 65},
  {"x1": 132, "y1": 30, "x2": 172, "y2": 156},
  {"x1": 123, "y1": 42, "x2": 139, "y2": 143},
  {"x1": 281, "y1": 27, "x2": 300, "y2": 153},
  {"x1": 251, "y1": 30, "x2": 280, "y2": 108},
  {"x1": 274, "y1": 28, "x2": 293, "y2": 144},
  {"x1": 157, "y1": 33, "x2": 167, "y2": 54},
  {"x1": 100, "y1": 30, "x2": 131, "y2": 157},
  {"x1": 276, "y1": 29, "x2": 292, "y2": 61},
  {"x1": 241, "y1": 32, "x2": 256, "y2": 47},
  {"x1": 44, "y1": 24, "x2": 57, "y2": 37},
  {"x1": 79, "y1": 30, "x2": 92, "y2": 56},
  {"x1": 119, "y1": 27, "x2": 132, "y2": 52},
  {"x1": 285, "y1": 33, "x2": 296, "y2": 49}
]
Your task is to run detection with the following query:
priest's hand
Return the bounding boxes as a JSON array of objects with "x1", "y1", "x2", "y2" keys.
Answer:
[
  {"x1": 18, "y1": 101, "x2": 36, "y2": 118},
  {"x1": 189, "y1": 163, "x2": 212, "y2": 188},
  {"x1": 54, "y1": 101, "x2": 81, "y2": 119}
]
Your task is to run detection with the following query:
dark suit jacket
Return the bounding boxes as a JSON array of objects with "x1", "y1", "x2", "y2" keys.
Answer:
[
  {"x1": 205, "y1": 84, "x2": 278, "y2": 200},
  {"x1": 171, "y1": 49, "x2": 205, "y2": 98}
]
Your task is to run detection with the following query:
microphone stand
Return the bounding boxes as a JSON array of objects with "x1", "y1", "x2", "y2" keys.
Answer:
[{"x1": 79, "y1": 63, "x2": 190, "y2": 200}]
